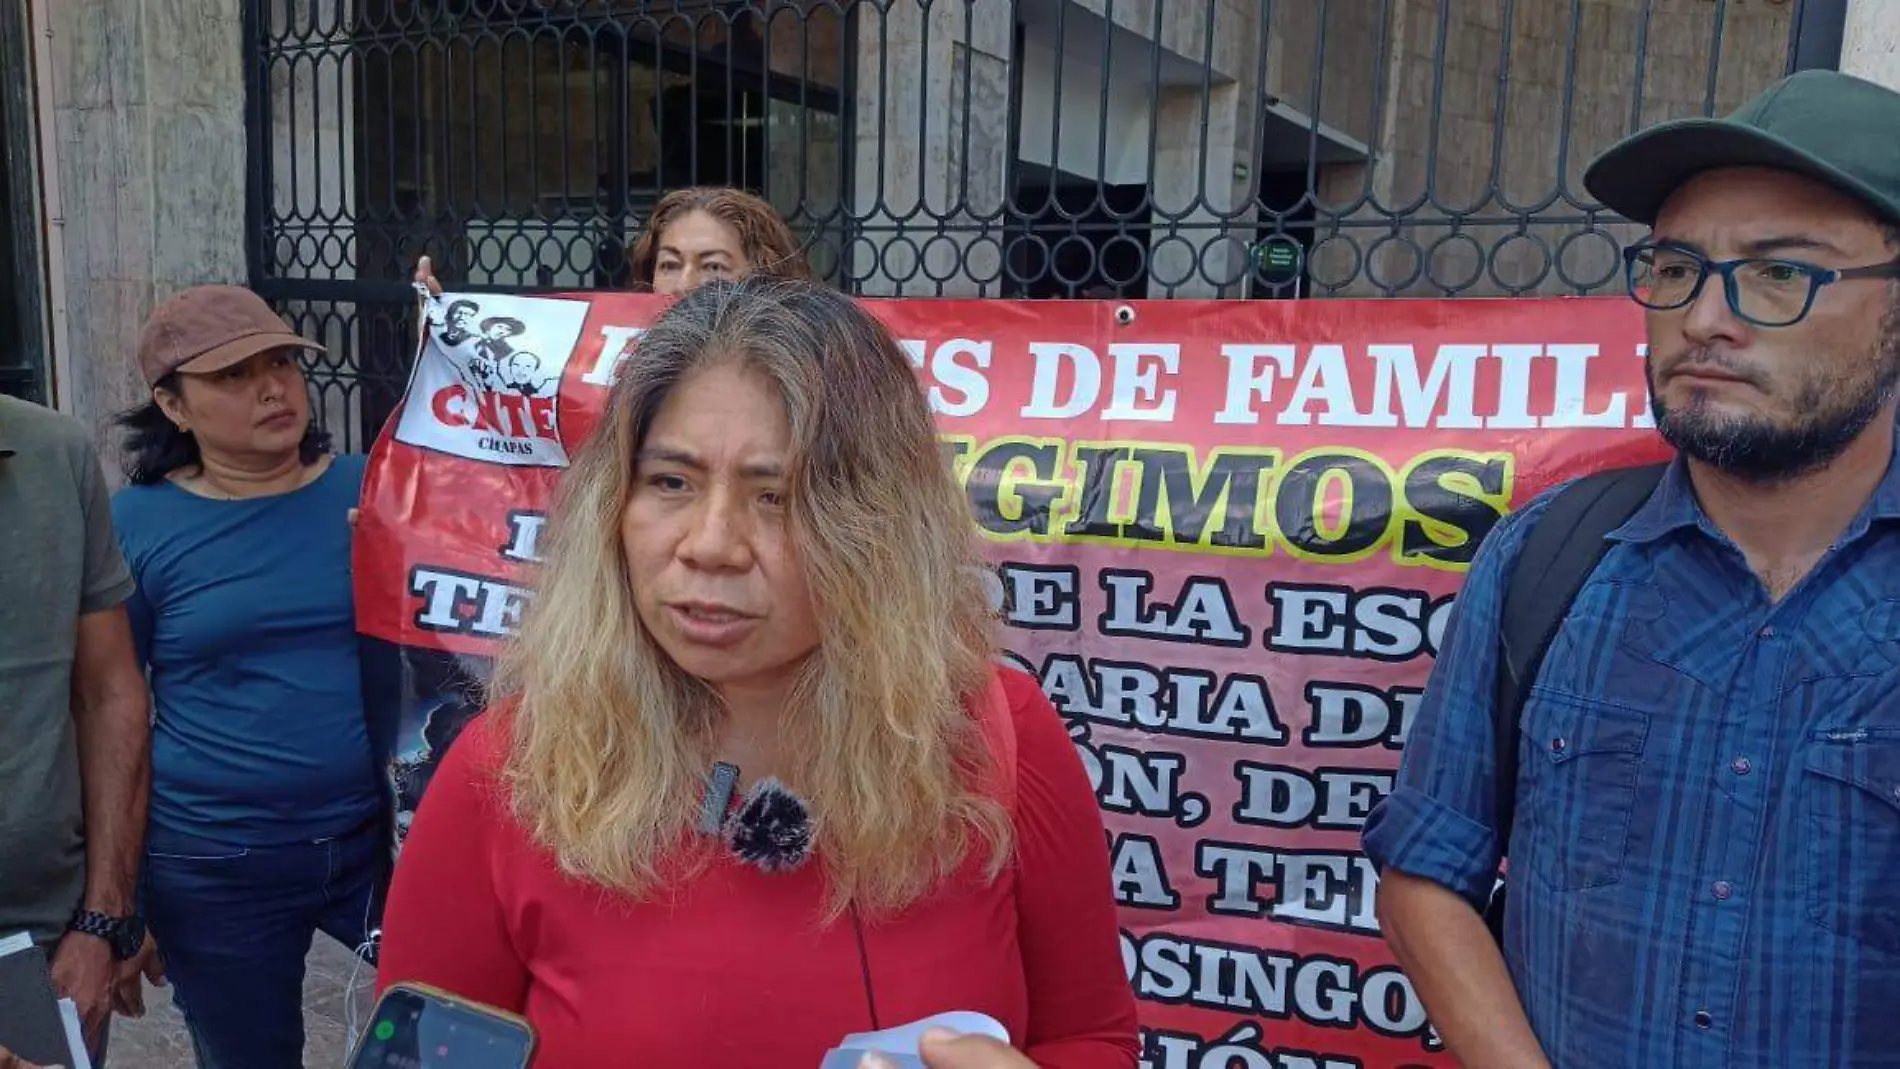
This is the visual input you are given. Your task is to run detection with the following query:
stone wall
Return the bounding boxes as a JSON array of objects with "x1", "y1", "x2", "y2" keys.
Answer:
[
  {"x1": 1843, "y1": 0, "x2": 1900, "y2": 90},
  {"x1": 1266, "y1": 0, "x2": 1384, "y2": 149},
  {"x1": 42, "y1": 0, "x2": 248, "y2": 445},
  {"x1": 849, "y1": 0, "x2": 1801, "y2": 300},
  {"x1": 1317, "y1": 0, "x2": 1797, "y2": 298},
  {"x1": 848, "y1": 0, "x2": 1014, "y2": 297}
]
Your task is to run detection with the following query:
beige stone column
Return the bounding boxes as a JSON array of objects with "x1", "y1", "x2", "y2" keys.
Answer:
[
  {"x1": 40, "y1": 0, "x2": 247, "y2": 443},
  {"x1": 848, "y1": 0, "x2": 1013, "y2": 297},
  {"x1": 1147, "y1": 82, "x2": 1257, "y2": 299},
  {"x1": 1141, "y1": 2, "x2": 1263, "y2": 299},
  {"x1": 1842, "y1": 0, "x2": 1900, "y2": 90}
]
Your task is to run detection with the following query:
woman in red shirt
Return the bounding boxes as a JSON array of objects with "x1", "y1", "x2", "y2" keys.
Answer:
[{"x1": 377, "y1": 278, "x2": 1140, "y2": 1068}]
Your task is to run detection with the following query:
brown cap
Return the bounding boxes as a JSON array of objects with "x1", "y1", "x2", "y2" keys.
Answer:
[{"x1": 137, "y1": 285, "x2": 324, "y2": 387}]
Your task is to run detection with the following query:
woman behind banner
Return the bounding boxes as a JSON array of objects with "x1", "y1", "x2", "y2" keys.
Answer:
[
  {"x1": 111, "y1": 286, "x2": 383, "y2": 1069},
  {"x1": 415, "y1": 185, "x2": 813, "y2": 297},
  {"x1": 376, "y1": 278, "x2": 1139, "y2": 1068}
]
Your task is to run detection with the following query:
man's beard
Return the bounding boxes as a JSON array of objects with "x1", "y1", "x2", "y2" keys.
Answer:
[{"x1": 1649, "y1": 305, "x2": 1900, "y2": 483}]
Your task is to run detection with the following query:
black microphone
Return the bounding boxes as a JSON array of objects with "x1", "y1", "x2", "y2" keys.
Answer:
[{"x1": 695, "y1": 763, "x2": 876, "y2": 1027}]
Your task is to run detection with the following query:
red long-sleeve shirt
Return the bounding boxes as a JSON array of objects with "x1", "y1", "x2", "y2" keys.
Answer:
[{"x1": 377, "y1": 668, "x2": 1140, "y2": 1068}]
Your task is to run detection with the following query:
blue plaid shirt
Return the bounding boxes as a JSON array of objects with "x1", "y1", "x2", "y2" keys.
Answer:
[{"x1": 1363, "y1": 449, "x2": 1900, "y2": 1068}]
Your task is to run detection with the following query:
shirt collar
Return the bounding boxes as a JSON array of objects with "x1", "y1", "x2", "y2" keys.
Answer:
[
  {"x1": 1871, "y1": 422, "x2": 1900, "y2": 523},
  {"x1": 1608, "y1": 457, "x2": 1701, "y2": 545},
  {"x1": 1612, "y1": 422, "x2": 1900, "y2": 545}
]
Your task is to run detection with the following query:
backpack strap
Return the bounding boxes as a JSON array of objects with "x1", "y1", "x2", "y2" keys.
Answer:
[{"x1": 1491, "y1": 463, "x2": 1667, "y2": 862}]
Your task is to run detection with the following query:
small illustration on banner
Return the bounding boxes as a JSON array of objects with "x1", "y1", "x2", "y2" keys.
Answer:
[{"x1": 394, "y1": 291, "x2": 591, "y2": 467}]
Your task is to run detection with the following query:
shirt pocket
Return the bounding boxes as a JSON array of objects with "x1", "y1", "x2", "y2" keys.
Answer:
[
  {"x1": 1518, "y1": 691, "x2": 1650, "y2": 892},
  {"x1": 1803, "y1": 731, "x2": 1900, "y2": 954}
]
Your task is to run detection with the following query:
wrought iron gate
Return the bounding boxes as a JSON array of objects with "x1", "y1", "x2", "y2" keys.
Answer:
[
  {"x1": 244, "y1": 0, "x2": 1848, "y2": 451},
  {"x1": 0, "y1": 0, "x2": 49, "y2": 404}
]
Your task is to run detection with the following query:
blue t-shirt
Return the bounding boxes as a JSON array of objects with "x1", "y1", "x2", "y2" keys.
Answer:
[{"x1": 112, "y1": 454, "x2": 381, "y2": 843}]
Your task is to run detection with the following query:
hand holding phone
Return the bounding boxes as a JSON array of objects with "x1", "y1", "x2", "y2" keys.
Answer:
[{"x1": 346, "y1": 983, "x2": 535, "y2": 1069}]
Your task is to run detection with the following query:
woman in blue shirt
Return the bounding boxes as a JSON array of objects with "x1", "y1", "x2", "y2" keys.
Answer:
[{"x1": 111, "y1": 285, "x2": 384, "y2": 1069}]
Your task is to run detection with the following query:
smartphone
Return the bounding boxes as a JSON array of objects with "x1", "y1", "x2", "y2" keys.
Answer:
[{"x1": 346, "y1": 982, "x2": 536, "y2": 1069}]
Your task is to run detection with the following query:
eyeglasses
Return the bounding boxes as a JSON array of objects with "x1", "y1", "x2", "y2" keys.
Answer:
[{"x1": 1622, "y1": 242, "x2": 1900, "y2": 328}]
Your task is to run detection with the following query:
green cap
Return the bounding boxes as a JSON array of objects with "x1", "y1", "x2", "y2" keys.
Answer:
[{"x1": 1584, "y1": 69, "x2": 1900, "y2": 229}]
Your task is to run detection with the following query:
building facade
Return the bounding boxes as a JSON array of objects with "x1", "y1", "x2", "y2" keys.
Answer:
[{"x1": 1, "y1": 0, "x2": 1893, "y2": 447}]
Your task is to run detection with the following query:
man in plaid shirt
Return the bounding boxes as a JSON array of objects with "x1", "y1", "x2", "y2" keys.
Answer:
[{"x1": 1365, "y1": 70, "x2": 1900, "y2": 1068}]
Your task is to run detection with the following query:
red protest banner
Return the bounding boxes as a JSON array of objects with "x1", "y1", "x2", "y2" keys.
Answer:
[{"x1": 355, "y1": 293, "x2": 1668, "y2": 1068}]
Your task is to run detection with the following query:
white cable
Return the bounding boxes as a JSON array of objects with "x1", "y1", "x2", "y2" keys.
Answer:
[
  {"x1": 342, "y1": 873, "x2": 383, "y2": 1048},
  {"x1": 343, "y1": 928, "x2": 379, "y2": 1047}
]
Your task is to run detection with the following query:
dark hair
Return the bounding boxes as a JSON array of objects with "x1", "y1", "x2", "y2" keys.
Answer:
[
  {"x1": 115, "y1": 371, "x2": 332, "y2": 485},
  {"x1": 626, "y1": 187, "x2": 813, "y2": 290}
]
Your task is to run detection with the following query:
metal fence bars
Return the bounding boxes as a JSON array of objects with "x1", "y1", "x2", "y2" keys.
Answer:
[{"x1": 244, "y1": 0, "x2": 1848, "y2": 450}]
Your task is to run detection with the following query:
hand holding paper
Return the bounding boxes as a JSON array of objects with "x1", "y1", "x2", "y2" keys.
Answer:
[
  {"x1": 917, "y1": 1029, "x2": 1036, "y2": 1069},
  {"x1": 829, "y1": 1014, "x2": 1033, "y2": 1069},
  {"x1": 47, "y1": 934, "x2": 111, "y2": 1048},
  {"x1": 857, "y1": 1031, "x2": 1037, "y2": 1069}
]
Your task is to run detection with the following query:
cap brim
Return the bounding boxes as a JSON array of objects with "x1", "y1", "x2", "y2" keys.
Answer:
[
  {"x1": 173, "y1": 332, "x2": 325, "y2": 377},
  {"x1": 1584, "y1": 118, "x2": 1900, "y2": 228}
]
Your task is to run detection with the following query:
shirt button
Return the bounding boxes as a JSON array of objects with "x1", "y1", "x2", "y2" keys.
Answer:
[
  {"x1": 1712, "y1": 881, "x2": 1732, "y2": 900},
  {"x1": 1731, "y1": 756, "x2": 1752, "y2": 776},
  {"x1": 1694, "y1": 1010, "x2": 1714, "y2": 1029},
  {"x1": 1551, "y1": 737, "x2": 1567, "y2": 755}
]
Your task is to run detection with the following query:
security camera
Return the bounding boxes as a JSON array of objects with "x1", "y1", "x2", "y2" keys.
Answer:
[{"x1": 1113, "y1": 304, "x2": 1136, "y2": 326}]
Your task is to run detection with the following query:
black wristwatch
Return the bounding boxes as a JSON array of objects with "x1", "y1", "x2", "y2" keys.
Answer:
[{"x1": 68, "y1": 909, "x2": 146, "y2": 961}]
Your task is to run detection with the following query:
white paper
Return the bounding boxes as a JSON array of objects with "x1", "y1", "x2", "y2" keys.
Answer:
[
  {"x1": 835, "y1": 1011, "x2": 1009, "y2": 1055},
  {"x1": 821, "y1": 1011, "x2": 1013, "y2": 1066},
  {"x1": 0, "y1": 930, "x2": 33, "y2": 957},
  {"x1": 58, "y1": 998, "x2": 94, "y2": 1069}
]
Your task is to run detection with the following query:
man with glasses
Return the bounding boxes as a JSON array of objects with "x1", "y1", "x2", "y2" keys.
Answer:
[{"x1": 1364, "y1": 69, "x2": 1900, "y2": 1068}]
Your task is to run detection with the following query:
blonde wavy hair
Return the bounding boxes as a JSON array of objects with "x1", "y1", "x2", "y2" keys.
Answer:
[{"x1": 489, "y1": 277, "x2": 1011, "y2": 919}]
